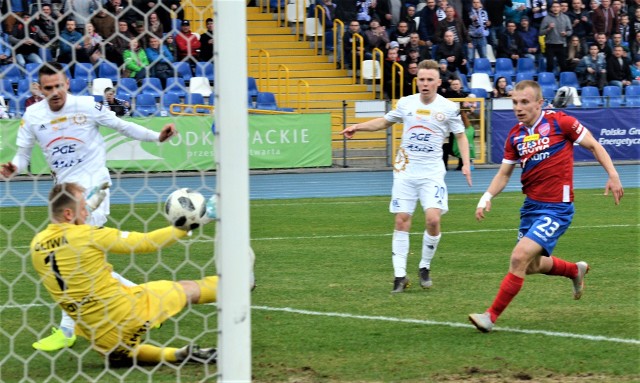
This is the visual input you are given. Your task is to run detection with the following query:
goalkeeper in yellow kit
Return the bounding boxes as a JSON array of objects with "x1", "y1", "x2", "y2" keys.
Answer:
[{"x1": 30, "y1": 182, "x2": 218, "y2": 365}]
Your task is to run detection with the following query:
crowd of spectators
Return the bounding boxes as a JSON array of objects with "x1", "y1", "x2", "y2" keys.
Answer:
[{"x1": 339, "y1": 0, "x2": 640, "y2": 97}]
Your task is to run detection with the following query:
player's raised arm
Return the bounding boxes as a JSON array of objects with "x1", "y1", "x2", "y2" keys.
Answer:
[
  {"x1": 475, "y1": 163, "x2": 516, "y2": 221},
  {"x1": 340, "y1": 117, "x2": 394, "y2": 139}
]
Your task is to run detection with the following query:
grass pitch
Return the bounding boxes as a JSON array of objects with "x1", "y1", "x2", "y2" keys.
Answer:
[{"x1": 0, "y1": 189, "x2": 638, "y2": 382}]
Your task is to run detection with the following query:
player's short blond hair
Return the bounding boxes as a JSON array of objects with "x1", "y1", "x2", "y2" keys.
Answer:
[
  {"x1": 417, "y1": 59, "x2": 439, "y2": 72},
  {"x1": 514, "y1": 80, "x2": 543, "y2": 101},
  {"x1": 49, "y1": 183, "x2": 85, "y2": 220}
]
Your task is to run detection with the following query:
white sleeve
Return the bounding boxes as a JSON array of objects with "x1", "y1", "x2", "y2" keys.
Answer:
[
  {"x1": 448, "y1": 104, "x2": 465, "y2": 135},
  {"x1": 384, "y1": 97, "x2": 406, "y2": 123},
  {"x1": 11, "y1": 146, "x2": 32, "y2": 174},
  {"x1": 92, "y1": 102, "x2": 161, "y2": 142},
  {"x1": 13, "y1": 120, "x2": 36, "y2": 173}
]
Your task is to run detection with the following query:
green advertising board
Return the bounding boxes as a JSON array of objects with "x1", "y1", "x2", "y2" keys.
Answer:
[{"x1": 0, "y1": 114, "x2": 332, "y2": 173}]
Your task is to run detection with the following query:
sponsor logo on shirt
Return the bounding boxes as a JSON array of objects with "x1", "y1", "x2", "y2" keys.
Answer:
[
  {"x1": 72, "y1": 113, "x2": 87, "y2": 125},
  {"x1": 434, "y1": 112, "x2": 446, "y2": 122},
  {"x1": 50, "y1": 116, "x2": 68, "y2": 125},
  {"x1": 523, "y1": 134, "x2": 540, "y2": 142},
  {"x1": 416, "y1": 109, "x2": 431, "y2": 116}
]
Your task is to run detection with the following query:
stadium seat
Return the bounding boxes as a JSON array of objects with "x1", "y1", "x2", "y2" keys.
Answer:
[
  {"x1": 304, "y1": 17, "x2": 322, "y2": 39},
  {"x1": 361, "y1": 60, "x2": 381, "y2": 81},
  {"x1": 93, "y1": 94, "x2": 104, "y2": 102},
  {"x1": 39, "y1": 47, "x2": 53, "y2": 62},
  {"x1": 248, "y1": 76, "x2": 259, "y2": 98},
  {"x1": 255, "y1": 91, "x2": 279, "y2": 110},
  {"x1": 17, "y1": 79, "x2": 31, "y2": 95},
  {"x1": 74, "y1": 63, "x2": 95, "y2": 83},
  {"x1": 495, "y1": 58, "x2": 515, "y2": 77},
  {"x1": 286, "y1": 2, "x2": 306, "y2": 22},
  {"x1": 69, "y1": 78, "x2": 90, "y2": 95},
  {"x1": 559, "y1": 71, "x2": 581, "y2": 91},
  {"x1": 140, "y1": 77, "x2": 163, "y2": 98},
  {"x1": 602, "y1": 86, "x2": 623, "y2": 107},
  {"x1": 625, "y1": 85, "x2": 640, "y2": 106},
  {"x1": 515, "y1": 72, "x2": 534, "y2": 83},
  {"x1": 92, "y1": 78, "x2": 114, "y2": 96},
  {"x1": 166, "y1": 77, "x2": 188, "y2": 98},
  {"x1": 516, "y1": 57, "x2": 536, "y2": 79},
  {"x1": 195, "y1": 61, "x2": 214, "y2": 83},
  {"x1": 537, "y1": 72, "x2": 557, "y2": 92},
  {"x1": 186, "y1": 93, "x2": 210, "y2": 114},
  {"x1": 189, "y1": 77, "x2": 212, "y2": 96},
  {"x1": 580, "y1": 86, "x2": 602, "y2": 108},
  {"x1": 456, "y1": 71, "x2": 470, "y2": 93},
  {"x1": 117, "y1": 77, "x2": 138, "y2": 98},
  {"x1": 0, "y1": 79, "x2": 16, "y2": 96},
  {"x1": 469, "y1": 73, "x2": 493, "y2": 92},
  {"x1": 542, "y1": 87, "x2": 556, "y2": 104},
  {"x1": 174, "y1": 61, "x2": 193, "y2": 82},
  {"x1": 98, "y1": 61, "x2": 120, "y2": 83},
  {"x1": 162, "y1": 92, "x2": 182, "y2": 114},
  {"x1": 472, "y1": 57, "x2": 492, "y2": 77},
  {"x1": 24, "y1": 63, "x2": 41, "y2": 81},
  {"x1": 133, "y1": 93, "x2": 158, "y2": 116},
  {"x1": 469, "y1": 88, "x2": 489, "y2": 99},
  {"x1": 1, "y1": 64, "x2": 23, "y2": 84}
]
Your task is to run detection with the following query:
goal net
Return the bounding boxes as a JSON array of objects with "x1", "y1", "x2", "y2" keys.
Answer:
[{"x1": 0, "y1": 0, "x2": 250, "y2": 381}]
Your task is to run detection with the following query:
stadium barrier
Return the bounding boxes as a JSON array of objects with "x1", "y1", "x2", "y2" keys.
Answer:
[
  {"x1": 0, "y1": 114, "x2": 332, "y2": 172},
  {"x1": 490, "y1": 107, "x2": 640, "y2": 163}
]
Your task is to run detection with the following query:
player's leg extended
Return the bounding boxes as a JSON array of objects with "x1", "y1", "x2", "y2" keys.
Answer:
[
  {"x1": 417, "y1": 178, "x2": 447, "y2": 288},
  {"x1": 390, "y1": 179, "x2": 417, "y2": 293}
]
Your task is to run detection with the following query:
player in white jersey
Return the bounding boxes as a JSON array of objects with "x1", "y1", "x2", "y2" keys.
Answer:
[
  {"x1": 0, "y1": 62, "x2": 177, "y2": 351},
  {"x1": 341, "y1": 59, "x2": 472, "y2": 292}
]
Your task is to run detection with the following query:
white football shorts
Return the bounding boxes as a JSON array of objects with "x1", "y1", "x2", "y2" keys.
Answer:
[{"x1": 389, "y1": 177, "x2": 449, "y2": 215}]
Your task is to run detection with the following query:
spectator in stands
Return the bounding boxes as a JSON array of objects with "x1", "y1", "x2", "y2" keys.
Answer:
[
  {"x1": 123, "y1": 37, "x2": 150, "y2": 84},
  {"x1": 435, "y1": 5, "x2": 470, "y2": 46},
  {"x1": 106, "y1": 20, "x2": 134, "y2": 66},
  {"x1": 632, "y1": 8, "x2": 640, "y2": 41},
  {"x1": 631, "y1": 31, "x2": 640, "y2": 57},
  {"x1": 335, "y1": 0, "x2": 358, "y2": 26},
  {"x1": 631, "y1": 54, "x2": 640, "y2": 84},
  {"x1": 62, "y1": 1, "x2": 100, "y2": 34},
  {"x1": 418, "y1": 0, "x2": 438, "y2": 44},
  {"x1": 364, "y1": 19, "x2": 390, "y2": 54},
  {"x1": 390, "y1": 20, "x2": 412, "y2": 59},
  {"x1": 610, "y1": 31, "x2": 631, "y2": 60},
  {"x1": 594, "y1": 31, "x2": 612, "y2": 55},
  {"x1": 402, "y1": 5, "x2": 418, "y2": 33},
  {"x1": 148, "y1": 12, "x2": 164, "y2": 39},
  {"x1": 611, "y1": 0, "x2": 625, "y2": 25},
  {"x1": 497, "y1": 20, "x2": 526, "y2": 65},
  {"x1": 132, "y1": 0, "x2": 157, "y2": 16},
  {"x1": 343, "y1": 20, "x2": 371, "y2": 69},
  {"x1": 567, "y1": 0, "x2": 594, "y2": 42},
  {"x1": 199, "y1": 18, "x2": 214, "y2": 62},
  {"x1": 403, "y1": 46, "x2": 421, "y2": 65},
  {"x1": 591, "y1": 0, "x2": 618, "y2": 37},
  {"x1": 531, "y1": 0, "x2": 548, "y2": 28},
  {"x1": 576, "y1": 43, "x2": 608, "y2": 88},
  {"x1": 82, "y1": 22, "x2": 103, "y2": 64},
  {"x1": 10, "y1": 14, "x2": 46, "y2": 68},
  {"x1": 619, "y1": 13, "x2": 631, "y2": 43},
  {"x1": 484, "y1": 0, "x2": 512, "y2": 49},
  {"x1": 467, "y1": 0, "x2": 490, "y2": 67},
  {"x1": 103, "y1": 87, "x2": 130, "y2": 116},
  {"x1": 402, "y1": 61, "x2": 419, "y2": 96},
  {"x1": 436, "y1": 29, "x2": 468, "y2": 74},
  {"x1": 3, "y1": 0, "x2": 28, "y2": 36},
  {"x1": 0, "y1": 25, "x2": 14, "y2": 66},
  {"x1": 606, "y1": 45, "x2": 633, "y2": 86},
  {"x1": 175, "y1": 20, "x2": 201, "y2": 69},
  {"x1": 566, "y1": 35, "x2": 586, "y2": 71},
  {"x1": 146, "y1": 36, "x2": 174, "y2": 87},
  {"x1": 34, "y1": 3, "x2": 60, "y2": 54},
  {"x1": 540, "y1": 2, "x2": 573, "y2": 72},
  {"x1": 356, "y1": 0, "x2": 376, "y2": 27},
  {"x1": 382, "y1": 46, "x2": 402, "y2": 99},
  {"x1": 505, "y1": 0, "x2": 531, "y2": 25},
  {"x1": 518, "y1": 16, "x2": 541, "y2": 63},
  {"x1": 492, "y1": 76, "x2": 514, "y2": 98},
  {"x1": 163, "y1": 33, "x2": 178, "y2": 58},
  {"x1": 106, "y1": 0, "x2": 137, "y2": 30},
  {"x1": 630, "y1": 0, "x2": 640, "y2": 19},
  {"x1": 406, "y1": 32, "x2": 431, "y2": 60},
  {"x1": 437, "y1": 58, "x2": 458, "y2": 94},
  {"x1": 57, "y1": 19, "x2": 84, "y2": 65},
  {"x1": 25, "y1": 82, "x2": 44, "y2": 108},
  {"x1": 92, "y1": 6, "x2": 117, "y2": 40},
  {"x1": 132, "y1": 20, "x2": 152, "y2": 49},
  {"x1": 375, "y1": 0, "x2": 409, "y2": 31}
]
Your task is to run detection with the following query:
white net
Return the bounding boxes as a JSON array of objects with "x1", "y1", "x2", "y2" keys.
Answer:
[{"x1": 0, "y1": 0, "x2": 244, "y2": 381}]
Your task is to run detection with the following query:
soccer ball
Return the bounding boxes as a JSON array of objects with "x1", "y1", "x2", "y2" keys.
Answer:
[{"x1": 164, "y1": 188, "x2": 207, "y2": 231}]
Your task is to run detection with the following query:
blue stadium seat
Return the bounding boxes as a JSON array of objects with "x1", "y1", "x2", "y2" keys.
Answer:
[
  {"x1": 456, "y1": 71, "x2": 470, "y2": 93},
  {"x1": 248, "y1": 76, "x2": 259, "y2": 98},
  {"x1": 0, "y1": 79, "x2": 15, "y2": 96},
  {"x1": 174, "y1": 61, "x2": 193, "y2": 82},
  {"x1": 117, "y1": 77, "x2": 138, "y2": 98},
  {"x1": 69, "y1": 78, "x2": 90, "y2": 95},
  {"x1": 537, "y1": 72, "x2": 557, "y2": 92},
  {"x1": 195, "y1": 61, "x2": 214, "y2": 83},
  {"x1": 166, "y1": 77, "x2": 187, "y2": 98},
  {"x1": 625, "y1": 85, "x2": 640, "y2": 106},
  {"x1": 255, "y1": 91, "x2": 278, "y2": 110},
  {"x1": 516, "y1": 57, "x2": 536, "y2": 79},
  {"x1": 24, "y1": 63, "x2": 41, "y2": 81},
  {"x1": 162, "y1": 92, "x2": 182, "y2": 113},
  {"x1": 140, "y1": 77, "x2": 163, "y2": 98},
  {"x1": 185, "y1": 93, "x2": 209, "y2": 114},
  {"x1": 472, "y1": 57, "x2": 492, "y2": 77},
  {"x1": 515, "y1": 72, "x2": 534, "y2": 83},
  {"x1": 580, "y1": 86, "x2": 602, "y2": 108},
  {"x1": 133, "y1": 93, "x2": 158, "y2": 116},
  {"x1": 74, "y1": 63, "x2": 95, "y2": 83},
  {"x1": 17, "y1": 78, "x2": 31, "y2": 95},
  {"x1": 469, "y1": 88, "x2": 489, "y2": 99},
  {"x1": 98, "y1": 61, "x2": 120, "y2": 82},
  {"x1": 542, "y1": 87, "x2": 556, "y2": 104},
  {"x1": 494, "y1": 58, "x2": 515, "y2": 78},
  {"x1": 602, "y1": 86, "x2": 623, "y2": 107},
  {"x1": 1, "y1": 64, "x2": 23, "y2": 84},
  {"x1": 559, "y1": 71, "x2": 581, "y2": 91}
]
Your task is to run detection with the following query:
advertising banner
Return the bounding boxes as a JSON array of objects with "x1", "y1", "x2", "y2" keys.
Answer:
[
  {"x1": 0, "y1": 114, "x2": 332, "y2": 173},
  {"x1": 490, "y1": 108, "x2": 640, "y2": 163}
]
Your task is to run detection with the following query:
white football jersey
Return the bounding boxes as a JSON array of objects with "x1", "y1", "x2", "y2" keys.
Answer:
[
  {"x1": 385, "y1": 93, "x2": 464, "y2": 179},
  {"x1": 17, "y1": 94, "x2": 160, "y2": 190}
]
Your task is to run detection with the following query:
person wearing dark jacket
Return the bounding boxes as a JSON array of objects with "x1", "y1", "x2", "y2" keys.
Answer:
[
  {"x1": 435, "y1": 29, "x2": 468, "y2": 74},
  {"x1": 497, "y1": 20, "x2": 526, "y2": 65}
]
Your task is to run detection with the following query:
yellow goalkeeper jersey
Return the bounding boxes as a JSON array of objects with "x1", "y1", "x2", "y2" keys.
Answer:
[{"x1": 30, "y1": 223, "x2": 187, "y2": 340}]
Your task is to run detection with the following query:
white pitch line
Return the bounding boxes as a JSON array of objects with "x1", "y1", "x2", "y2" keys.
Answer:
[
  {"x1": 252, "y1": 305, "x2": 640, "y2": 345},
  {"x1": 4, "y1": 302, "x2": 638, "y2": 345}
]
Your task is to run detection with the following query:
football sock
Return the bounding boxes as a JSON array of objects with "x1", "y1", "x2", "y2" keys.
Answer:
[
  {"x1": 134, "y1": 344, "x2": 179, "y2": 363},
  {"x1": 59, "y1": 311, "x2": 76, "y2": 338},
  {"x1": 111, "y1": 271, "x2": 137, "y2": 287},
  {"x1": 487, "y1": 272, "x2": 524, "y2": 323},
  {"x1": 545, "y1": 256, "x2": 578, "y2": 279},
  {"x1": 419, "y1": 232, "x2": 441, "y2": 269},
  {"x1": 392, "y1": 230, "x2": 409, "y2": 277},
  {"x1": 196, "y1": 276, "x2": 219, "y2": 304}
]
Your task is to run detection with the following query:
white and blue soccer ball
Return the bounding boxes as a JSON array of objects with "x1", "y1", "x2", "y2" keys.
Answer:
[{"x1": 164, "y1": 188, "x2": 208, "y2": 231}]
